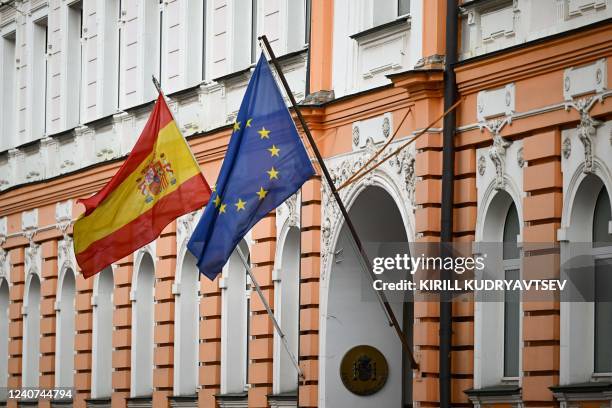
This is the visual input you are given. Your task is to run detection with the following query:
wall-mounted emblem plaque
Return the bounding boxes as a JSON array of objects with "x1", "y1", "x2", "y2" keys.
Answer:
[{"x1": 339, "y1": 345, "x2": 389, "y2": 396}]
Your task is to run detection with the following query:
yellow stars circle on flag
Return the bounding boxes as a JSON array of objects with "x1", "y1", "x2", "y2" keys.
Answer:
[
  {"x1": 267, "y1": 167, "x2": 279, "y2": 180},
  {"x1": 211, "y1": 184, "x2": 216, "y2": 193},
  {"x1": 213, "y1": 195, "x2": 221, "y2": 207},
  {"x1": 233, "y1": 121, "x2": 241, "y2": 132},
  {"x1": 268, "y1": 145, "x2": 280, "y2": 157},
  {"x1": 219, "y1": 203, "x2": 227, "y2": 214},
  {"x1": 256, "y1": 187, "x2": 268, "y2": 200},
  {"x1": 235, "y1": 198, "x2": 247, "y2": 211},
  {"x1": 246, "y1": 118, "x2": 253, "y2": 128},
  {"x1": 258, "y1": 127, "x2": 271, "y2": 139}
]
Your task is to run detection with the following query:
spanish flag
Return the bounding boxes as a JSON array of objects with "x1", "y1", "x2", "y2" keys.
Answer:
[{"x1": 73, "y1": 93, "x2": 211, "y2": 278}]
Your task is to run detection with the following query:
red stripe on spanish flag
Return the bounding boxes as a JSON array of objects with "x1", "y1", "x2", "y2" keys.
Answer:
[{"x1": 73, "y1": 94, "x2": 211, "y2": 278}]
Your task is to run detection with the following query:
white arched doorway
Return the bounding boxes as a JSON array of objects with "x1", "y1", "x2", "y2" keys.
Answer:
[
  {"x1": 55, "y1": 268, "x2": 76, "y2": 388},
  {"x1": 273, "y1": 226, "x2": 300, "y2": 395},
  {"x1": 173, "y1": 251, "x2": 200, "y2": 396},
  {"x1": 131, "y1": 253, "x2": 155, "y2": 398},
  {"x1": 322, "y1": 185, "x2": 413, "y2": 407},
  {"x1": 92, "y1": 267, "x2": 114, "y2": 399},
  {"x1": 22, "y1": 273, "x2": 41, "y2": 388},
  {"x1": 0, "y1": 277, "x2": 9, "y2": 390}
]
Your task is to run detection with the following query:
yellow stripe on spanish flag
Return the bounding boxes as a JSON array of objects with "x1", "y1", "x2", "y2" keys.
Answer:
[{"x1": 73, "y1": 94, "x2": 211, "y2": 278}]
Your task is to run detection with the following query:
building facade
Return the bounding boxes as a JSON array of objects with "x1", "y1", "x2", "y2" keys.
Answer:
[{"x1": 0, "y1": 0, "x2": 611, "y2": 407}]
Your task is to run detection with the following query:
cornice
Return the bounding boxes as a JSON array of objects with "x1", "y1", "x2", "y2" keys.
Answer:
[{"x1": 455, "y1": 23, "x2": 612, "y2": 94}]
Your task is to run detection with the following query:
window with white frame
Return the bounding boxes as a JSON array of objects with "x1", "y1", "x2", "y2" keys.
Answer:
[
  {"x1": 372, "y1": 0, "x2": 410, "y2": 27},
  {"x1": 592, "y1": 186, "x2": 612, "y2": 375},
  {"x1": 65, "y1": 1, "x2": 83, "y2": 130},
  {"x1": 220, "y1": 241, "x2": 250, "y2": 395},
  {"x1": 131, "y1": 253, "x2": 155, "y2": 398},
  {"x1": 31, "y1": 17, "x2": 48, "y2": 143},
  {"x1": 0, "y1": 277, "x2": 9, "y2": 391},
  {"x1": 22, "y1": 274, "x2": 41, "y2": 388},
  {"x1": 0, "y1": 31, "x2": 16, "y2": 152},
  {"x1": 92, "y1": 267, "x2": 113, "y2": 399},
  {"x1": 474, "y1": 190, "x2": 522, "y2": 389},
  {"x1": 502, "y1": 203, "x2": 520, "y2": 380},
  {"x1": 118, "y1": 0, "x2": 160, "y2": 109},
  {"x1": 55, "y1": 269, "x2": 76, "y2": 388}
]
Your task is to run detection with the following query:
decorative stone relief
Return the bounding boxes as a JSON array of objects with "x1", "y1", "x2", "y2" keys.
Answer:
[
  {"x1": 58, "y1": 236, "x2": 76, "y2": 274},
  {"x1": 479, "y1": 117, "x2": 512, "y2": 189},
  {"x1": 382, "y1": 117, "x2": 391, "y2": 139},
  {"x1": 55, "y1": 200, "x2": 72, "y2": 239},
  {"x1": 352, "y1": 112, "x2": 393, "y2": 150},
  {"x1": 564, "y1": 95, "x2": 603, "y2": 173},
  {"x1": 285, "y1": 193, "x2": 299, "y2": 228},
  {"x1": 517, "y1": 147, "x2": 524, "y2": 168},
  {"x1": 388, "y1": 149, "x2": 416, "y2": 205},
  {"x1": 320, "y1": 140, "x2": 415, "y2": 278},
  {"x1": 22, "y1": 209, "x2": 38, "y2": 243},
  {"x1": 477, "y1": 83, "x2": 515, "y2": 122},
  {"x1": 562, "y1": 137, "x2": 572, "y2": 159},
  {"x1": 478, "y1": 155, "x2": 487, "y2": 176},
  {"x1": 352, "y1": 126, "x2": 360, "y2": 147},
  {"x1": 563, "y1": 58, "x2": 607, "y2": 101}
]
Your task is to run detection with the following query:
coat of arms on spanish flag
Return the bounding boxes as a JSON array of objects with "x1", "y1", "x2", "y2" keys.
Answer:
[{"x1": 73, "y1": 93, "x2": 211, "y2": 278}]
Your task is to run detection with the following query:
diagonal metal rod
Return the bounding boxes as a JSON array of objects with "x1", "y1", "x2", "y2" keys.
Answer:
[
  {"x1": 235, "y1": 245, "x2": 305, "y2": 382},
  {"x1": 258, "y1": 35, "x2": 418, "y2": 369}
]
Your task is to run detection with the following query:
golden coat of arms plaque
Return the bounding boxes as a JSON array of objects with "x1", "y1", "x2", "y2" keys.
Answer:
[{"x1": 339, "y1": 345, "x2": 389, "y2": 396}]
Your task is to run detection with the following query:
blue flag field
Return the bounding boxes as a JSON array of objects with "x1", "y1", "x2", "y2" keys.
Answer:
[{"x1": 187, "y1": 54, "x2": 316, "y2": 280}]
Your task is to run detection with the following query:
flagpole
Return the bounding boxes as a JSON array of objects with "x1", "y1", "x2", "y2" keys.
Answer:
[
  {"x1": 258, "y1": 35, "x2": 419, "y2": 369},
  {"x1": 235, "y1": 245, "x2": 305, "y2": 382}
]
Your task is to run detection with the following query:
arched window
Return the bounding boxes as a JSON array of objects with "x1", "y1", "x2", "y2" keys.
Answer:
[
  {"x1": 273, "y1": 227, "x2": 300, "y2": 395},
  {"x1": 593, "y1": 186, "x2": 612, "y2": 374},
  {"x1": 502, "y1": 203, "x2": 520, "y2": 379},
  {"x1": 220, "y1": 241, "x2": 250, "y2": 396},
  {"x1": 92, "y1": 267, "x2": 113, "y2": 398},
  {"x1": 474, "y1": 190, "x2": 522, "y2": 389},
  {"x1": 0, "y1": 277, "x2": 9, "y2": 390},
  {"x1": 55, "y1": 269, "x2": 76, "y2": 388},
  {"x1": 174, "y1": 252, "x2": 200, "y2": 396},
  {"x1": 23, "y1": 274, "x2": 41, "y2": 388},
  {"x1": 131, "y1": 253, "x2": 155, "y2": 398}
]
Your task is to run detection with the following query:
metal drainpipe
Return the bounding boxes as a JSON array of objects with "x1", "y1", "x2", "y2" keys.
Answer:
[{"x1": 440, "y1": 0, "x2": 459, "y2": 407}]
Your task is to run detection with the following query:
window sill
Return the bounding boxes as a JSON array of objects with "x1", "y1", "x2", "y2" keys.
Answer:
[
  {"x1": 550, "y1": 382, "x2": 612, "y2": 404},
  {"x1": 349, "y1": 16, "x2": 411, "y2": 41},
  {"x1": 465, "y1": 384, "x2": 522, "y2": 406}
]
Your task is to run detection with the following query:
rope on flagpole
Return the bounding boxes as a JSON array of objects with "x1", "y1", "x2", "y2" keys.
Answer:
[
  {"x1": 235, "y1": 245, "x2": 306, "y2": 383},
  {"x1": 337, "y1": 98, "x2": 463, "y2": 191},
  {"x1": 337, "y1": 106, "x2": 412, "y2": 189}
]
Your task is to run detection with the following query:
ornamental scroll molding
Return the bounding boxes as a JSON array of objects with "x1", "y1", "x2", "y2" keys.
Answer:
[
  {"x1": 277, "y1": 192, "x2": 300, "y2": 228},
  {"x1": 479, "y1": 116, "x2": 512, "y2": 190},
  {"x1": 564, "y1": 95, "x2": 603, "y2": 174},
  {"x1": 320, "y1": 141, "x2": 416, "y2": 279}
]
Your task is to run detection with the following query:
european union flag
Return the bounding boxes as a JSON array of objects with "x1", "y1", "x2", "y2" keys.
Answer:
[{"x1": 187, "y1": 54, "x2": 316, "y2": 280}]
